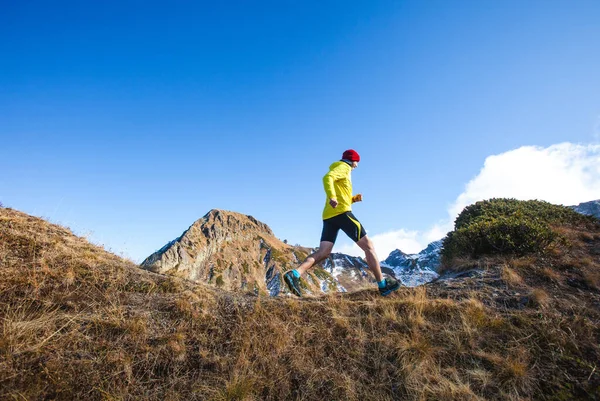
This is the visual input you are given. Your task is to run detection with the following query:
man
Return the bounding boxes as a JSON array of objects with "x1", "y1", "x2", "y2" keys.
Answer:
[{"x1": 284, "y1": 149, "x2": 400, "y2": 297}]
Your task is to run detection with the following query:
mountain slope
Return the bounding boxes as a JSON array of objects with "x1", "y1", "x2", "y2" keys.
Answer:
[
  {"x1": 322, "y1": 252, "x2": 374, "y2": 291},
  {"x1": 571, "y1": 199, "x2": 600, "y2": 219},
  {"x1": 382, "y1": 240, "x2": 442, "y2": 286},
  {"x1": 141, "y1": 209, "x2": 290, "y2": 294},
  {"x1": 1, "y1": 204, "x2": 599, "y2": 400},
  {"x1": 140, "y1": 209, "x2": 377, "y2": 295}
]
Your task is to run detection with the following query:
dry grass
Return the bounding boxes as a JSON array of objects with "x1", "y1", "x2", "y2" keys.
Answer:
[
  {"x1": 501, "y1": 265, "x2": 524, "y2": 287},
  {"x1": 1, "y1": 208, "x2": 600, "y2": 400},
  {"x1": 540, "y1": 266, "x2": 562, "y2": 283},
  {"x1": 583, "y1": 270, "x2": 600, "y2": 291},
  {"x1": 529, "y1": 288, "x2": 551, "y2": 308},
  {"x1": 507, "y1": 256, "x2": 537, "y2": 270}
]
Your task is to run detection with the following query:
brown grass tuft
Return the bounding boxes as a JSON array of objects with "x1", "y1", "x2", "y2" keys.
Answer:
[
  {"x1": 571, "y1": 256, "x2": 594, "y2": 270},
  {"x1": 579, "y1": 231, "x2": 595, "y2": 242},
  {"x1": 461, "y1": 298, "x2": 489, "y2": 329},
  {"x1": 502, "y1": 265, "x2": 524, "y2": 287},
  {"x1": 529, "y1": 288, "x2": 551, "y2": 308},
  {"x1": 541, "y1": 266, "x2": 561, "y2": 283},
  {"x1": 216, "y1": 375, "x2": 256, "y2": 401},
  {"x1": 405, "y1": 286, "x2": 428, "y2": 327},
  {"x1": 507, "y1": 256, "x2": 536, "y2": 270},
  {"x1": 438, "y1": 256, "x2": 479, "y2": 274},
  {"x1": 583, "y1": 270, "x2": 600, "y2": 290}
]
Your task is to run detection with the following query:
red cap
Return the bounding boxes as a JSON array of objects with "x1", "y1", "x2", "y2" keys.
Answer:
[{"x1": 342, "y1": 149, "x2": 360, "y2": 162}]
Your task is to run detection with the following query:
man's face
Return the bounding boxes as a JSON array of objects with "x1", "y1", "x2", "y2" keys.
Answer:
[{"x1": 352, "y1": 161, "x2": 359, "y2": 169}]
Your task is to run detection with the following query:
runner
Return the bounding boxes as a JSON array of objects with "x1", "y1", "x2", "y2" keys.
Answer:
[{"x1": 284, "y1": 149, "x2": 400, "y2": 297}]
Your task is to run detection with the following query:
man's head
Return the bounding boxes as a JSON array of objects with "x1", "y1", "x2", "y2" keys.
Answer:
[{"x1": 342, "y1": 149, "x2": 360, "y2": 168}]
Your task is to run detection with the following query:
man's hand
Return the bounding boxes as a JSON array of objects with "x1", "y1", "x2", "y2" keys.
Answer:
[
  {"x1": 329, "y1": 198, "x2": 338, "y2": 208},
  {"x1": 352, "y1": 194, "x2": 363, "y2": 203}
]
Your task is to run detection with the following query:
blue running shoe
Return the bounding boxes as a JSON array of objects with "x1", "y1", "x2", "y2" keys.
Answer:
[
  {"x1": 284, "y1": 271, "x2": 302, "y2": 297},
  {"x1": 379, "y1": 277, "x2": 400, "y2": 296}
]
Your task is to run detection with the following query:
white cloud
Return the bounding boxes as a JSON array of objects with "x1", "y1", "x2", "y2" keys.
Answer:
[
  {"x1": 449, "y1": 142, "x2": 600, "y2": 219},
  {"x1": 336, "y1": 228, "x2": 423, "y2": 259},
  {"x1": 336, "y1": 222, "x2": 453, "y2": 259},
  {"x1": 424, "y1": 222, "x2": 452, "y2": 243},
  {"x1": 340, "y1": 142, "x2": 600, "y2": 260}
]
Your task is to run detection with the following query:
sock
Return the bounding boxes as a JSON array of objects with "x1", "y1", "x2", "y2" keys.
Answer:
[
  {"x1": 378, "y1": 279, "x2": 386, "y2": 289},
  {"x1": 292, "y1": 269, "x2": 301, "y2": 278}
]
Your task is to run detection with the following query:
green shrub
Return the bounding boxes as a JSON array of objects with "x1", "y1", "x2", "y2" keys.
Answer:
[
  {"x1": 443, "y1": 215, "x2": 556, "y2": 259},
  {"x1": 454, "y1": 198, "x2": 594, "y2": 230},
  {"x1": 215, "y1": 275, "x2": 224, "y2": 287},
  {"x1": 442, "y1": 198, "x2": 595, "y2": 261}
]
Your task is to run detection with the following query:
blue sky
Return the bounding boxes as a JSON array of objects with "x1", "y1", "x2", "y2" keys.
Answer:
[{"x1": 2, "y1": 0, "x2": 600, "y2": 261}]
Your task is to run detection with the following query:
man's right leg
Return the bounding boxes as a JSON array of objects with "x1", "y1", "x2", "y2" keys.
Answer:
[
  {"x1": 284, "y1": 217, "x2": 338, "y2": 296},
  {"x1": 284, "y1": 241, "x2": 334, "y2": 297},
  {"x1": 296, "y1": 241, "x2": 334, "y2": 275}
]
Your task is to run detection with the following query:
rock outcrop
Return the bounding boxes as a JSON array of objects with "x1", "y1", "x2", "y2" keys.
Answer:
[
  {"x1": 571, "y1": 199, "x2": 600, "y2": 219},
  {"x1": 141, "y1": 209, "x2": 366, "y2": 296},
  {"x1": 381, "y1": 240, "x2": 442, "y2": 287}
]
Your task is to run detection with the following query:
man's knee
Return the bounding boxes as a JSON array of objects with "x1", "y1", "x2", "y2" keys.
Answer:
[
  {"x1": 316, "y1": 249, "x2": 331, "y2": 261},
  {"x1": 357, "y1": 236, "x2": 375, "y2": 252},
  {"x1": 317, "y1": 242, "x2": 334, "y2": 257}
]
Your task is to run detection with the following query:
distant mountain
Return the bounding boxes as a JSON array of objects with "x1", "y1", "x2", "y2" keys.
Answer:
[
  {"x1": 571, "y1": 199, "x2": 600, "y2": 219},
  {"x1": 380, "y1": 240, "x2": 442, "y2": 287},
  {"x1": 141, "y1": 209, "x2": 316, "y2": 296},
  {"x1": 140, "y1": 209, "x2": 450, "y2": 294},
  {"x1": 140, "y1": 209, "x2": 377, "y2": 296}
]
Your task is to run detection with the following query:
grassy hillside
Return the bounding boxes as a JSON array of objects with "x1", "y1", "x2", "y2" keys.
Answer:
[{"x1": 1, "y1": 202, "x2": 599, "y2": 400}]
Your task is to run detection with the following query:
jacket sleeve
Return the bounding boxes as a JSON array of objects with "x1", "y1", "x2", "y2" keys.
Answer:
[{"x1": 322, "y1": 164, "x2": 347, "y2": 200}]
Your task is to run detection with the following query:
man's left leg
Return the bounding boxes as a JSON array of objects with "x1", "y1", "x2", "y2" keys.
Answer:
[
  {"x1": 356, "y1": 235, "x2": 400, "y2": 296},
  {"x1": 337, "y1": 212, "x2": 386, "y2": 283},
  {"x1": 356, "y1": 235, "x2": 383, "y2": 282}
]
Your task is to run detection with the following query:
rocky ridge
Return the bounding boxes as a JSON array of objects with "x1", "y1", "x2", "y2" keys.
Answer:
[
  {"x1": 381, "y1": 240, "x2": 442, "y2": 287},
  {"x1": 571, "y1": 199, "x2": 600, "y2": 219},
  {"x1": 140, "y1": 200, "x2": 600, "y2": 295},
  {"x1": 141, "y1": 209, "x2": 380, "y2": 295}
]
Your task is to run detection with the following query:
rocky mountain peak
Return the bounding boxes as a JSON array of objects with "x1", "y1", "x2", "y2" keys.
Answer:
[
  {"x1": 186, "y1": 209, "x2": 274, "y2": 240},
  {"x1": 381, "y1": 240, "x2": 443, "y2": 287},
  {"x1": 383, "y1": 249, "x2": 411, "y2": 266},
  {"x1": 140, "y1": 209, "x2": 356, "y2": 296},
  {"x1": 570, "y1": 199, "x2": 600, "y2": 219},
  {"x1": 141, "y1": 209, "x2": 275, "y2": 281}
]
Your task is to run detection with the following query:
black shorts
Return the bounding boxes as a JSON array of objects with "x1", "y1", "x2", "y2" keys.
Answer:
[{"x1": 320, "y1": 211, "x2": 367, "y2": 244}]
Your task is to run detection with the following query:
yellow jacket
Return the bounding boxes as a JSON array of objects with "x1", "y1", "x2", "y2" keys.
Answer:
[{"x1": 322, "y1": 161, "x2": 356, "y2": 220}]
